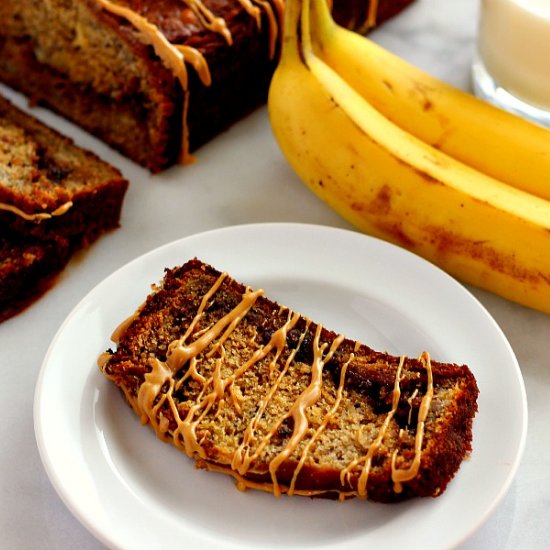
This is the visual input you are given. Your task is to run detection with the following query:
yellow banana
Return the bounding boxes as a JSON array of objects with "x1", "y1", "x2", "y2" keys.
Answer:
[
  {"x1": 307, "y1": 0, "x2": 550, "y2": 201},
  {"x1": 268, "y1": 0, "x2": 550, "y2": 314}
]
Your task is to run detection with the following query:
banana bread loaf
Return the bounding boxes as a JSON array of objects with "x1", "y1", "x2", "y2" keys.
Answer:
[
  {"x1": 99, "y1": 258, "x2": 478, "y2": 502},
  {"x1": 0, "y1": 94, "x2": 128, "y2": 321},
  {"x1": 0, "y1": 0, "x2": 416, "y2": 172}
]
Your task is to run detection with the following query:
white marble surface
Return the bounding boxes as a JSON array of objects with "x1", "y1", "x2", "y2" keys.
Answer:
[{"x1": 1, "y1": 0, "x2": 549, "y2": 548}]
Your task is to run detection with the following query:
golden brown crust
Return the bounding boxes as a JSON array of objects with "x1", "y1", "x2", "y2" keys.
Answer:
[{"x1": 101, "y1": 258, "x2": 478, "y2": 502}]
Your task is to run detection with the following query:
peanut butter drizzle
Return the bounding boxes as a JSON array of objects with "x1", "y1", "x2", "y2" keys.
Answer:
[
  {"x1": 231, "y1": 311, "x2": 306, "y2": 474},
  {"x1": 203, "y1": 460, "x2": 341, "y2": 497},
  {"x1": 97, "y1": 351, "x2": 112, "y2": 370},
  {"x1": 391, "y1": 352, "x2": 434, "y2": 493},
  {"x1": 357, "y1": 355, "x2": 404, "y2": 498},
  {"x1": 237, "y1": 0, "x2": 284, "y2": 59},
  {"x1": 96, "y1": 0, "x2": 211, "y2": 89},
  {"x1": 101, "y1": 271, "x2": 435, "y2": 499},
  {"x1": 407, "y1": 387, "x2": 419, "y2": 425},
  {"x1": 288, "y1": 353, "x2": 352, "y2": 495},
  {"x1": 166, "y1": 286, "x2": 263, "y2": 372},
  {"x1": 0, "y1": 200, "x2": 73, "y2": 222},
  {"x1": 96, "y1": 0, "x2": 212, "y2": 164},
  {"x1": 338, "y1": 355, "x2": 405, "y2": 498},
  {"x1": 365, "y1": 0, "x2": 379, "y2": 30},
  {"x1": 110, "y1": 310, "x2": 139, "y2": 344},
  {"x1": 95, "y1": 0, "x2": 281, "y2": 165},
  {"x1": 110, "y1": 291, "x2": 155, "y2": 344},
  {"x1": 134, "y1": 281, "x2": 266, "y2": 455},
  {"x1": 268, "y1": 326, "x2": 345, "y2": 497},
  {"x1": 179, "y1": 92, "x2": 194, "y2": 165},
  {"x1": 183, "y1": 0, "x2": 233, "y2": 45},
  {"x1": 180, "y1": 271, "x2": 228, "y2": 341}
]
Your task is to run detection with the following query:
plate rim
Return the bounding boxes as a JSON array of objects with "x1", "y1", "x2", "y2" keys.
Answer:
[{"x1": 33, "y1": 221, "x2": 528, "y2": 550}]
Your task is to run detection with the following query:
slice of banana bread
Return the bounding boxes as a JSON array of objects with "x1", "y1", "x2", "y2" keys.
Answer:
[
  {"x1": 0, "y1": 94, "x2": 128, "y2": 321},
  {"x1": 99, "y1": 258, "x2": 478, "y2": 503},
  {"x1": 0, "y1": 95, "x2": 128, "y2": 244}
]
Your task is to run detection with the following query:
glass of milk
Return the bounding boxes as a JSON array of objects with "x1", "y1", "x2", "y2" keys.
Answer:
[{"x1": 472, "y1": 0, "x2": 550, "y2": 128}]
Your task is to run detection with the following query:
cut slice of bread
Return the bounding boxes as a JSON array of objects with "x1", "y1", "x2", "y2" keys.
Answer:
[
  {"x1": 0, "y1": 95, "x2": 128, "y2": 244},
  {"x1": 0, "y1": 94, "x2": 128, "y2": 321},
  {"x1": 100, "y1": 258, "x2": 479, "y2": 503}
]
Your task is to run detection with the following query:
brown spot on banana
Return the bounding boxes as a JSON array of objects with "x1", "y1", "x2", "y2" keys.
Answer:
[
  {"x1": 425, "y1": 226, "x2": 550, "y2": 285},
  {"x1": 373, "y1": 220, "x2": 416, "y2": 248},
  {"x1": 365, "y1": 184, "x2": 392, "y2": 216}
]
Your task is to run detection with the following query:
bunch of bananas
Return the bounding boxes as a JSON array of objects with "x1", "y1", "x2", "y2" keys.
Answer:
[{"x1": 268, "y1": 0, "x2": 550, "y2": 314}]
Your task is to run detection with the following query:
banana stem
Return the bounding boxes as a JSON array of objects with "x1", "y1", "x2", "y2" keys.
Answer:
[
  {"x1": 280, "y1": 0, "x2": 305, "y2": 65},
  {"x1": 309, "y1": 0, "x2": 337, "y2": 48},
  {"x1": 301, "y1": 0, "x2": 312, "y2": 54},
  {"x1": 281, "y1": 0, "x2": 327, "y2": 66},
  {"x1": 294, "y1": 0, "x2": 323, "y2": 65}
]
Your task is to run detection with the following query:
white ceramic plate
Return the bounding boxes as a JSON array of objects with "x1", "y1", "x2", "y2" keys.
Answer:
[{"x1": 34, "y1": 223, "x2": 527, "y2": 550}]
